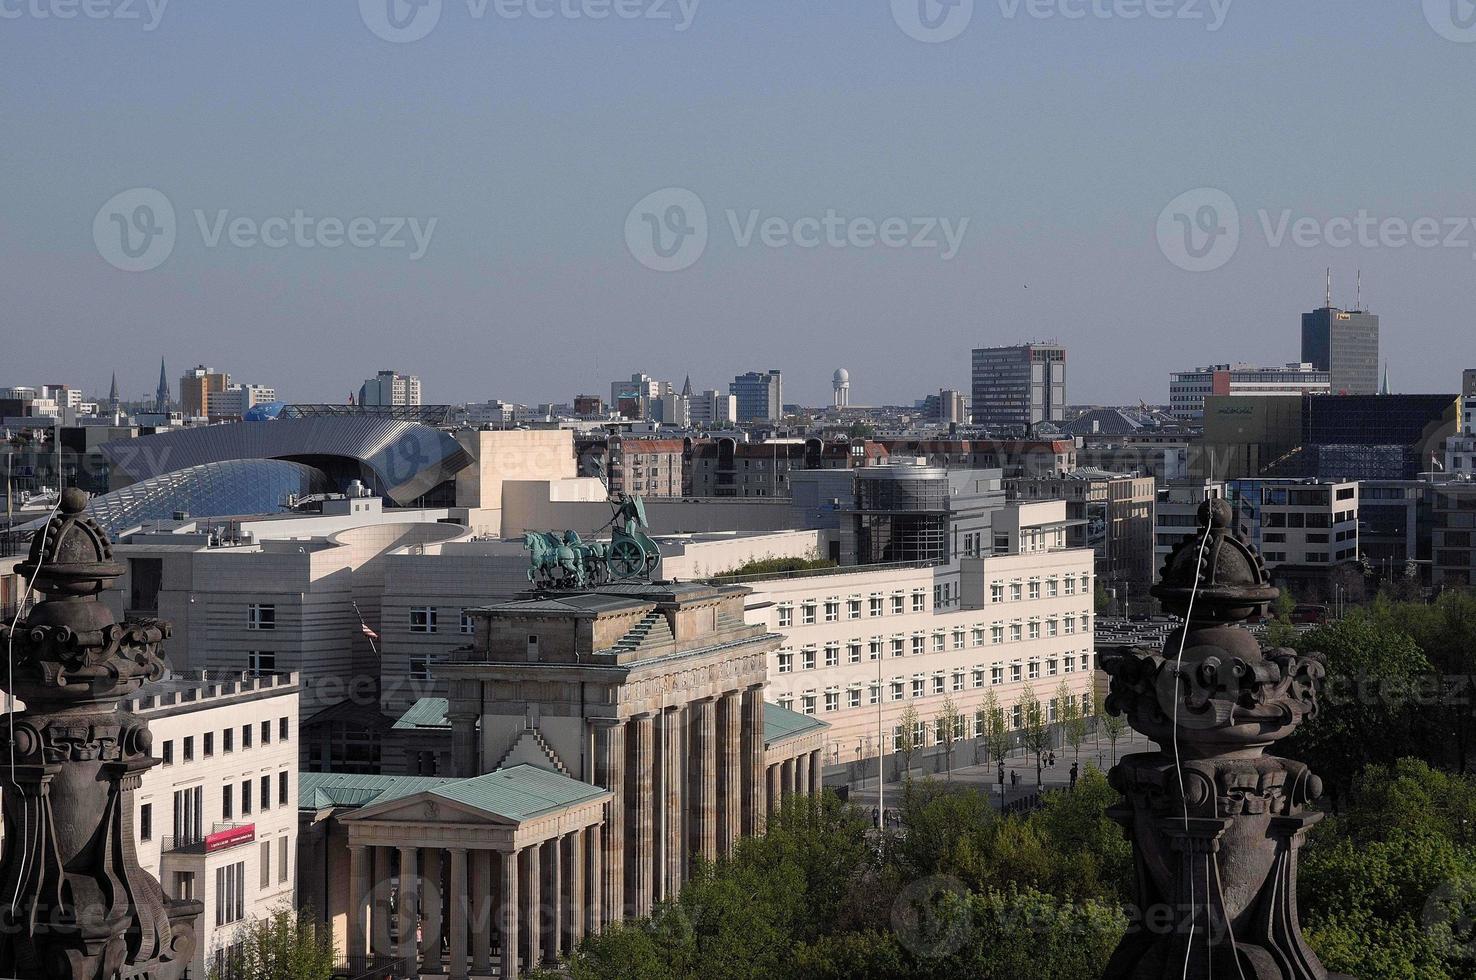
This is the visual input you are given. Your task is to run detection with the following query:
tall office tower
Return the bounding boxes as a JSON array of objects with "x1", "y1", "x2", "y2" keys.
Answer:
[
  {"x1": 179, "y1": 365, "x2": 231, "y2": 418},
  {"x1": 970, "y1": 344, "x2": 1066, "y2": 429},
  {"x1": 730, "y1": 370, "x2": 783, "y2": 423},
  {"x1": 610, "y1": 373, "x2": 669, "y2": 419},
  {"x1": 689, "y1": 390, "x2": 737, "y2": 426},
  {"x1": 938, "y1": 388, "x2": 968, "y2": 424},
  {"x1": 1301, "y1": 277, "x2": 1379, "y2": 395},
  {"x1": 832, "y1": 368, "x2": 850, "y2": 408},
  {"x1": 359, "y1": 370, "x2": 422, "y2": 407}
]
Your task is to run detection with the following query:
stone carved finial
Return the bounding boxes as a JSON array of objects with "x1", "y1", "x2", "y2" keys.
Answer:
[
  {"x1": 1100, "y1": 499, "x2": 1351, "y2": 980},
  {"x1": 0, "y1": 488, "x2": 199, "y2": 979}
]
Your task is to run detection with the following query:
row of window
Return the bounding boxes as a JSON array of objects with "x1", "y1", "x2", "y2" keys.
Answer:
[
  {"x1": 409, "y1": 607, "x2": 476, "y2": 635},
  {"x1": 777, "y1": 652, "x2": 1096, "y2": 715},
  {"x1": 139, "y1": 769, "x2": 292, "y2": 843},
  {"x1": 776, "y1": 577, "x2": 1090, "y2": 630},
  {"x1": 159, "y1": 717, "x2": 290, "y2": 766},
  {"x1": 775, "y1": 615, "x2": 1093, "y2": 672}
]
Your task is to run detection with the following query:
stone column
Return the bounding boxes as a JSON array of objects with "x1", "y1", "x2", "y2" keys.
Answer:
[
  {"x1": 348, "y1": 844, "x2": 370, "y2": 962},
  {"x1": 544, "y1": 837, "x2": 563, "y2": 965},
  {"x1": 398, "y1": 847, "x2": 420, "y2": 978},
  {"x1": 586, "y1": 823, "x2": 603, "y2": 937},
  {"x1": 810, "y1": 749, "x2": 824, "y2": 796},
  {"x1": 767, "y1": 765, "x2": 782, "y2": 817},
  {"x1": 628, "y1": 713, "x2": 656, "y2": 918},
  {"x1": 372, "y1": 846, "x2": 395, "y2": 957},
  {"x1": 421, "y1": 847, "x2": 444, "y2": 974},
  {"x1": 524, "y1": 840, "x2": 542, "y2": 969},
  {"x1": 568, "y1": 829, "x2": 586, "y2": 950},
  {"x1": 500, "y1": 849, "x2": 520, "y2": 980},
  {"x1": 717, "y1": 691, "x2": 742, "y2": 855},
  {"x1": 796, "y1": 753, "x2": 812, "y2": 801},
  {"x1": 660, "y1": 705, "x2": 684, "y2": 899},
  {"x1": 448, "y1": 847, "x2": 469, "y2": 980},
  {"x1": 472, "y1": 849, "x2": 493, "y2": 978},
  {"x1": 781, "y1": 758, "x2": 795, "y2": 802},
  {"x1": 691, "y1": 697, "x2": 718, "y2": 865},
  {"x1": 742, "y1": 684, "x2": 766, "y2": 836},
  {"x1": 450, "y1": 708, "x2": 480, "y2": 778},
  {"x1": 592, "y1": 718, "x2": 626, "y2": 926}
]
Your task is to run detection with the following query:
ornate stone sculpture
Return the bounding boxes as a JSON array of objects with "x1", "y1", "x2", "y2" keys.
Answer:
[
  {"x1": 1101, "y1": 499, "x2": 1351, "y2": 980},
  {"x1": 0, "y1": 489, "x2": 199, "y2": 980}
]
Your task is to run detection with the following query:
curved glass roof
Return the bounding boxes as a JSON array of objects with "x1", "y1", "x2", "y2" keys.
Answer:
[{"x1": 26, "y1": 460, "x2": 333, "y2": 539}]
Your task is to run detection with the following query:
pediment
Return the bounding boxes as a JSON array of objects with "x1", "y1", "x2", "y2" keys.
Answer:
[{"x1": 344, "y1": 791, "x2": 519, "y2": 827}]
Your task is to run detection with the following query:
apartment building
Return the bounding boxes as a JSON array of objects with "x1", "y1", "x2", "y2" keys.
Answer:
[
  {"x1": 1226, "y1": 478, "x2": 1360, "y2": 598},
  {"x1": 750, "y1": 500, "x2": 1095, "y2": 766},
  {"x1": 127, "y1": 671, "x2": 300, "y2": 978}
]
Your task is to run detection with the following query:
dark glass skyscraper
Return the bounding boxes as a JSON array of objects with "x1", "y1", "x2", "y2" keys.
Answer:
[
  {"x1": 970, "y1": 343, "x2": 1066, "y2": 430},
  {"x1": 1301, "y1": 306, "x2": 1379, "y2": 395}
]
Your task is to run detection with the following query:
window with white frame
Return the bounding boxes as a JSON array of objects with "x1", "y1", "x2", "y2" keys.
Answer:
[
  {"x1": 801, "y1": 647, "x2": 817, "y2": 671},
  {"x1": 824, "y1": 691, "x2": 840, "y2": 713},
  {"x1": 824, "y1": 599, "x2": 840, "y2": 623},
  {"x1": 247, "y1": 651, "x2": 275, "y2": 675},
  {"x1": 912, "y1": 590, "x2": 926, "y2": 612},
  {"x1": 459, "y1": 609, "x2": 475, "y2": 634},
  {"x1": 802, "y1": 694, "x2": 816, "y2": 716},
  {"x1": 1010, "y1": 662, "x2": 1022, "y2": 682},
  {"x1": 992, "y1": 624, "x2": 1004, "y2": 644},
  {"x1": 824, "y1": 643, "x2": 840, "y2": 668},
  {"x1": 991, "y1": 583, "x2": 1004, "y2": 603},
  {"x1": 1010, "y1": 623, "x2": 1023, "y2": 642},
  {"x1": 1010, "y1": 582, "x2": 1023, "y2": 601},
  {"x1": 952, "y1": 628, "x2": 966, "y2": 650},
  {"x1": 1064, "y1": 615, "x2": 1076, "y2": 634},
  {"x1": 891, "y1": 593, "x2": 905, "y2": 614},
  {"x1": 1064, "y1": 575, "x2": 1076, "y2": 595},
  {"x1": 1046, "y1": 578, "x2": 1058, "y2": 597},
  {"x1": 848, "y1": 641, "x2": 862, "y2": 664},
  {"x1": 1012, "y1": 704, "x2": 1023, "y2": 728},
  {"x1": 1028, "y1": 621, "x2": 1041, "y2": 640},
  {"x1": 409, "y1": 606, "x2": 437, "y2": 633},
  {"x1": 1046, "y1": 618, "x2": 1058, "y2": 637},
  {"x1": 1028, "y1": 660, "x2": 1040, "y2": 679},
  {"x1": 778, "y1": 696, "x2": 794, "y2": 712},
  {"x1": 847, "y1": 598, "x2": 862, "y2": 620},
  {"x1": 869, "y1": 683, "x2": 880, "y2": 705},
  {"x1": 246, "y1": 604, "x2": 275, "y2": 630},
  {"x1": 848, "y1": 688, "x2": 862, "y2": 709},
  {"x1": 802, "y1": 602, "x2": 817, "y2": 625},
  {"x1": 931, "y1": 674, "x2": 945, "y2": 695},
  {"x1": 1028, "y1": 580, "x2": 1041, "y2": 600},
  {"x1": 869, "y1": 637, "x2": 883, "y2": 660},
  {"x1": 1047, "y1": 658, "x2": 1058, "y2": 676},
  {"x1": 1064, "y1": 655, "x2": 1075, "y2": 673},
  {"x1": 972, "y1": 625, "x2": 985, "y2": 645},
  {"x1": 777, "y1": 650, "x2": 794, "y2": 674},
  {"x1": 892, "y1": 637, "x2": 905, "y2": 657},
  {"x1": 952, "y1": 671, "x2": 965, "y2": 691},
  {"x1": 216, "y1": 861, "x2": 245, "y2": 927},
  {"x1": 891, "y1": 680, "x2": 905, "y2": 701},
  {"x1": 911, "y1": 634, "x2": 925, "y2": 656},
  {"x1": 972, "y1": 667, "x2": 985, "y2": 688},
  {"x1": 991, "y1": 665, "x2": 1004, "y2": 685},
  {"x1": 932, "y1": 632, "x2": 946, "y2": 653},
  {"x1": 912, "y1": 677, "x2": 925, "y2": 698},
  {"x1": 870, "y1": 594, "x2": 884, "y2": 616},
  {"x1": 778, "y1": 603, "x2": 794, "y2": 628}
]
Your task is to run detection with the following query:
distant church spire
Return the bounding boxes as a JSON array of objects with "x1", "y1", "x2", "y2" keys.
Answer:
[
  {"x1": 1380, "y1": 361, "x2": 1391, "y2": 396},
  {"x1": 108, "y1": 371, "x2": 120, "y2": 417},
  {"x1": 681, "y1": 374, "x2": 693, "y2": 397},
  {"x1": 155, "y1": 358, "x2": 170, "y2": 413}
]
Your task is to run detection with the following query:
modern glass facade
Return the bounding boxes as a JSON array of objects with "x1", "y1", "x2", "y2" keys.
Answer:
[{"x1": 851, "y1": 466, "x2": 949, "y2": 564}]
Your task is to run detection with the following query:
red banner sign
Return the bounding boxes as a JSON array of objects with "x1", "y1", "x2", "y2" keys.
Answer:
[{"x1": 205, "y1": 824, "x2": 256, "y2": 853}]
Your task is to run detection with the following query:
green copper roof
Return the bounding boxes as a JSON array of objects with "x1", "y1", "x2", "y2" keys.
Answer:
[
  {"x1": 300, "y1": 772, "x2": 459, "y2": 811},
  {"x1": 392, "y1": 697, "x2": 450, "y2": 730},
  {"x1": 428, "y1": 764, "x2": 609, "y2": 822},
  {"x1": 764, "y1": 701, "x2": 828, "y2": 747}
]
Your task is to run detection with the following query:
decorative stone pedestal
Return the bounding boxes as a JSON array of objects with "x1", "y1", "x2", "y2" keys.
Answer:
[
  {"x1": 0, "y1": 490, "x2": 199, "y2": 980},
  {"x1": 1101, "y1": 499, "x2": 1354, "y2": 980}
]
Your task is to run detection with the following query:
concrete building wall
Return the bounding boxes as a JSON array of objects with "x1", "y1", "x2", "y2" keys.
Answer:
[{"x1": 454, "y1": 429, "x2": 579, "y2": 535}]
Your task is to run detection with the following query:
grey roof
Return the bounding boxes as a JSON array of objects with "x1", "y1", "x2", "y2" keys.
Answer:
[
  {"x1": 429, "y1": 764, "x2": 610, "y2": 822},
  {"x1": 101, "y1": 416, "x2": 473, "y2": 505},
  {"x1": 300, "y1": 771, "x2": 460, "y2": 811},
  {"x1": 392, "y1": 697, "x2": 450, "y2": 730},
  {"x1": 1062, "y1": 409, "x2": 1143, "y2": 437},
  {"x1": 13, "y1": 459, "x2": 333, "y2": 539},
  {"x1": 764, "y1": 701, "x2": 829, "y2": 746}
]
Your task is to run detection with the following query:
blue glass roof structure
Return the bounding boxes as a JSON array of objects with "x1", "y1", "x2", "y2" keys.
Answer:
[{"x1": 41, "y1": 460, "x2": 333, "y2": 538}]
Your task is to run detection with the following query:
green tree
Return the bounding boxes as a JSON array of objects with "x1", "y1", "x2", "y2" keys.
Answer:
[
  {"x1": 1285, "y1": 613, "x2": 1436, "y2": 800},
  {"x1": 208, "y1": 906, "x2": 336, "y2": 980},
  {"x1": 896, "y1": 705, "x2": 921, "y2": 780},
  {"x1": 935, "y1": 696, "x2": 959, "y2": 778},
  {"x1": 1097, "y1": 692, "x2": 1128, "y2": 768},
  {"x1": 1264, "y1": 587, "x2": 1299, "y2": 649},
  {"x1": 981, "y1": 691, "x2": 1010, "y2": 769},
  {"x1": 1056, "y1": 681, "x2": 1086, "y2": 768},
  {"x1": 1015, "y1": 685, "x2": 1049, "y2": 788}
]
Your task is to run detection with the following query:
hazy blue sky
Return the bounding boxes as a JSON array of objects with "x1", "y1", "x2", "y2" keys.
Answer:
[{"x1": 3, "y1": 1, "x2": 1474, "y2": 408}]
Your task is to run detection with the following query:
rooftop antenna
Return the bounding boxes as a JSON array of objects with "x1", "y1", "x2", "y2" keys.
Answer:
[
  {"x1": 1356, "y1": 269, "x2": 1362, "y2": 312},
  {"x1": 1325, "y1": 267, "x2": 1332, "y2": 309}
]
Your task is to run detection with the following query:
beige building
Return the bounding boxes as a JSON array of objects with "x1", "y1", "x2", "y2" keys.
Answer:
[
  {"x1": 751, "y1": 501, "x2": 1096, "y2": 771},
  {"x1": 299, "y1": 581, "x2": 826, "y2": 979},
  {"x1": 127, "y1": 671, "x2": 300, "y2": 979}
]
